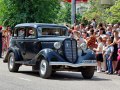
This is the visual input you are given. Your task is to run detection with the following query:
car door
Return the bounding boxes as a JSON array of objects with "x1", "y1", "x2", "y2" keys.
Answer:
[
  {"x1": 14, "y1": 27, "x2": 26, "y2": 60},
  {"x1": 24, "y1": 27, "x2": 41, "y2": 60}
]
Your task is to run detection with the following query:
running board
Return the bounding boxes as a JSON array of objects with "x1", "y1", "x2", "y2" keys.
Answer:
[{"x1": 15, "y1": 60, "x2": 36, "y2": 65}]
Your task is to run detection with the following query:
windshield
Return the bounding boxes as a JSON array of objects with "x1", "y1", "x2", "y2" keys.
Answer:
[{"x1": 38, "y1": 27, "x2": 68, "y2": 36}]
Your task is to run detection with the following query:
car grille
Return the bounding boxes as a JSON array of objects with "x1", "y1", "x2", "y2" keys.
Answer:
[{"x1": 63, "y1": 38, "x2": 78, "y2": 63}]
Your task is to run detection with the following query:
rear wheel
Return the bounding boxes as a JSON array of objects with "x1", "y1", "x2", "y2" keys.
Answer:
[
  {"x1": 39, "y1": 59, "x2": 52, "y2": 79},
  {"x1": 81, "y1": 67, "x2": 95, "y2": 79},
  {"x1": 8, "y1": 52, "x2": 20, "y2": 72}
]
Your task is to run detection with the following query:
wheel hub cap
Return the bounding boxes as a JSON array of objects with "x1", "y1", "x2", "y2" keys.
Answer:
[
  {"x1": 9, "y1": 56, "x2": 14, "y2": 69},
  {"x1": 40, "y1": 60, "x2": 47, "y2": 75}
]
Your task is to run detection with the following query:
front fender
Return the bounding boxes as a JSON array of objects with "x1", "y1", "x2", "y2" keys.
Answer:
[
  {"x1": 77, "y1": 49, "x2": 96, "y2": 63},
  {"x1": 3, "y1": 47, "x2": 22, "y2": 63},
  {"x1": 35, "y1": 48, "x2": 65, "y2": 62}
]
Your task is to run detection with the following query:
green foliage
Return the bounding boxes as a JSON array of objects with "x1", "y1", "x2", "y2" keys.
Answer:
[
  {"x1": 76, "y1": 14, "x2": 82, "y2": 24},
  {"x1": 83, "y1": 0, "x2": 120, "y2": 24},
  {"x1": 106, "y1": 0, "x2": 120, "y2": 24},
  {"x1": 0, "y1": 0, "x2": 60, "y2": 26},
  {"x1": 55, "y1": 2, "x2": 71, "y2": 24},
  {"x1": 82, "y1": 0, "x2": 116, "y2": 23},
  {"x1": 56, "y1": 2, "x2": 82, "y2": 24},
  {"x1": 83, "y1": 0, "x2": 104, "y2": 22}
]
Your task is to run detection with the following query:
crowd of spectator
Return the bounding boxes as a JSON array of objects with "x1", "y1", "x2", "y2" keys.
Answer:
[{"x1": 67, "y1": 19, "x2": 120, "y2": 76}]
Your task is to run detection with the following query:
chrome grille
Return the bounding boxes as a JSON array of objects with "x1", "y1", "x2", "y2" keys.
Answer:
[{"x1": 63, "y1": 38, "x2": 78, "y2": 63}]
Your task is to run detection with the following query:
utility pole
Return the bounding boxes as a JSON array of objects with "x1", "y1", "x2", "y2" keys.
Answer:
[{"x1": 71, "y1": 0, "x2": 76, "y2": 25}]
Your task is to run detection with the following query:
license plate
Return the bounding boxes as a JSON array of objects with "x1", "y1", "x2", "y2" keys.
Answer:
[{"x1": 80, "y1": 60, "x2": 96, "y2": 63}]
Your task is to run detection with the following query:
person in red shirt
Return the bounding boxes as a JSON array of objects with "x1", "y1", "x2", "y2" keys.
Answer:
[{"x1": 87, "y1": 29, "x2": 97, "y2": 50}]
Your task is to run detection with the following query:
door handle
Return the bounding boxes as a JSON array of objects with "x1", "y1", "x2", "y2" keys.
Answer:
[{"x1": 20, "y1": 42, "x2": 24, "y2": 44}]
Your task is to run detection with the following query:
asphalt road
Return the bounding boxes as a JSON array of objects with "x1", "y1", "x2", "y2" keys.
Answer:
[{"x1": 0, "y1": 58, "x2": 120, "y2": 90}]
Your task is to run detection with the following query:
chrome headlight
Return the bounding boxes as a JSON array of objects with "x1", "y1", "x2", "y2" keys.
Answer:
[
  {"x1": 80, "y1": 43, "x2": 87, "y2": 51},
  {"x1": 54, "y1": 42, "x2": 61, "y2": 49}
]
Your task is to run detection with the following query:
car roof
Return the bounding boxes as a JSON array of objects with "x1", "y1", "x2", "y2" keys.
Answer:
[{"x1": 15, "y1": 23, "x2": 67, "y2": 28}]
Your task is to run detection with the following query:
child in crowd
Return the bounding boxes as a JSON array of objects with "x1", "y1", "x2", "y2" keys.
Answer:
[
  {"x1": 104, "y1": 38, "x2": 114, "y2": 74},
  {"x1": 102, "y1": 36, "x2": 107, "y2": 72},
  {"x1": 94, "y1": 37, "x2": 104, "y2": 72}
]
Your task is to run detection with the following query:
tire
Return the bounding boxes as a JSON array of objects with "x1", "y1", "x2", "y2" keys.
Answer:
[
  {"x1": 52, "y1": 70, "x2": 56, "y2": 74},
  {"x1": 81, "y1": 66, "x2": 95, "y2": 79},
  {"x1": 8, "y1": 52, "x2": 20, "y2": 72},
  {"x1": 39, "y1": 59, "x2": 52, "y2": 79}
]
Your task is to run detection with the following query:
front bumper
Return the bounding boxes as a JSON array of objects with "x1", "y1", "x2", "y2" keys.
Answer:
[{"x1": 50, "y1": 60, "x2": 97, "y2": 67}]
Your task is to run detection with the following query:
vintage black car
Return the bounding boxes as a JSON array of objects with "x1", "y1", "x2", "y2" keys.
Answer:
[{"x1": 4, "y1": 23, "x2": 96, "y2": 79}]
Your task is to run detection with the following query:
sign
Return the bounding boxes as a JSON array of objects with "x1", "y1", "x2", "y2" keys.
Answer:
[{"x1": 100, "y1": 0, "x2": 113, "y2": 5}]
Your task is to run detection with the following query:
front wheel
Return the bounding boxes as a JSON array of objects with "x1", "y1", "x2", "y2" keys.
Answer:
[
  {"x1": 39, "y1": 59, "x2": 52, "y2": 79},
  {"x1": 81, "y1": 66, "x2": 95, "y2": 79},
  {"x1": 8, "y1": 52, "x2": 20, "y2": 72}
]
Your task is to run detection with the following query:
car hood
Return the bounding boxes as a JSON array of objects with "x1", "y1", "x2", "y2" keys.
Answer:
[{"x1": 37, "y1": 36, "x2": 70, "y2": 42}]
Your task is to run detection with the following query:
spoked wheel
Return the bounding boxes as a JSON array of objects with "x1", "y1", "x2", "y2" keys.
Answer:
[
  {"x1": 8, "y1": 52, "x2": 20, "y2": 72},
  {"x1": 39, "y1": 59, "x2": 52, "y2": 79}
]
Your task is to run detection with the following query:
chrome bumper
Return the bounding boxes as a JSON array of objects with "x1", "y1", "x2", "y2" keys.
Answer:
[{"x1": 50, "y1": 60, "x2": 97, "y2": 67}]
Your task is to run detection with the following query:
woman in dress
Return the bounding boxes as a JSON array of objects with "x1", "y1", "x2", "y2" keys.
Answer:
[
  {"x1": 111, "y1": 30, "x2": 119, "y2": 73},
  {"x1": 4, "y1": 26, "x2": 12, "y2": 49}
]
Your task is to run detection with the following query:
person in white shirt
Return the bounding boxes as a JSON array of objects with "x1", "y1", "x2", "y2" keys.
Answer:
[
  {"x1": 94, "y1": 37, "x2": 104, "y2": 72},
  {"x1": 72, "y1": 30, "x2": 85, "y2": 45}
]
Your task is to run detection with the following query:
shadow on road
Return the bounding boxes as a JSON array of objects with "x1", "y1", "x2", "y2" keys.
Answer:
[
  {"x1": 18, "y1": 71, "x2": 111, "y2": 81},
  {"x1": 18, "y1": 71, "x2": 40, "y2": 77}
]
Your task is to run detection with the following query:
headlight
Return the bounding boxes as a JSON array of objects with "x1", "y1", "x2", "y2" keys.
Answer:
[
  {"x1": 54, "y1": 42, "x2": 61, "y2": 49},
  {"x1": 80, "y1": 43, "x2": 87, "y2": 51}
]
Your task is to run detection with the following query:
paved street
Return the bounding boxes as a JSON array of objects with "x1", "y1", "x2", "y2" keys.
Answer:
[{"x1": 0, "y1": 58, "x2": 120, "y2": 90}]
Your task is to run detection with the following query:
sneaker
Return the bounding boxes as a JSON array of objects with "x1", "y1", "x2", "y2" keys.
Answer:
[
  {"x1": 113, "y1": 71, "x2": 118, "y2": 75},
  {"x1": 108, "y1": 72, "x2": 113, "y2": 75},
  {"x1": 105, "y1": 71, "x2": 109, "y2": 74},
  {"x1": 97, "y1": 70, "x2": 101, "y2": 73}
]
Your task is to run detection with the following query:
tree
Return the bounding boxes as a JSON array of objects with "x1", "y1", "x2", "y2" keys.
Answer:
[
  {"x1": 0, "y1": 0, "x2": 60, "y2": 26},
  {"x1": 106, "y1": 0, "x2": 120, "y2": 23},
  {"x1": 82, "y1": 0, "x2": 115, "y2": 23},
  {"x1": 55, "y1": 2, "x2": 71, "y2": 24},
  {"x1": 83, "y1": 0, "x2": 103, "y2": 22},
  {"x1": 56, "y1": 2, "x2": 82, "y2": 25}
]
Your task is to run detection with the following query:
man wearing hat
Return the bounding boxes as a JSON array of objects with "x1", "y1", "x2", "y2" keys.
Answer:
[{"x1": 0, "y1": 26, "x2": 2, "y2": 58}]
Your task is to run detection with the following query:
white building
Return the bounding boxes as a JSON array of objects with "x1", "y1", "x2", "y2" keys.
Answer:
[{"x1": 76, "y1": 2, "x2": 90, "y2": 15}]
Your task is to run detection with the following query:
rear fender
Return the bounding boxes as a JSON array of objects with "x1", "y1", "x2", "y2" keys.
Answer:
[{"x1": 3, "y1": 47, "x2": 23, "y2": 63}]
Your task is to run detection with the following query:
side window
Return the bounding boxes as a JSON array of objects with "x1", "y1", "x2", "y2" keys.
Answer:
[
  {"x1": 17, "y1": 27, "x2": 25, "y2": 39},
  {"x1": 25, "y1": 27, "x2": 36, "y2": 38}
]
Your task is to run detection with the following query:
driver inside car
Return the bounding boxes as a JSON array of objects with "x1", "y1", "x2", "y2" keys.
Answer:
[
  {"x1": 28, "y1": 30, "x2": 35, "y2": 38},
  {"x1": 18, "y1": 29, "x2": 25, "y2": 37}
]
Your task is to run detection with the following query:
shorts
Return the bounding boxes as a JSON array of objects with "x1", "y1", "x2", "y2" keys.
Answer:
[
  {"x1": 112, "y1": 55, "x2": 117, "y2": 61},
  {"x1": 96, "y1": 53, "x2": 103, "y2": 62}
]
